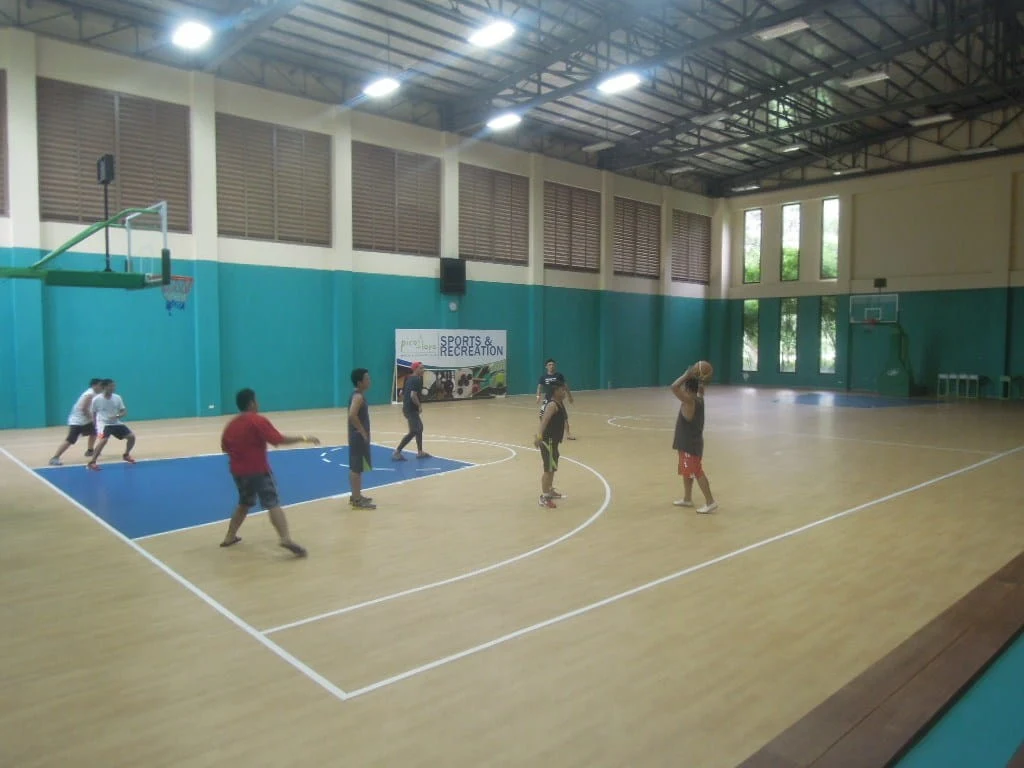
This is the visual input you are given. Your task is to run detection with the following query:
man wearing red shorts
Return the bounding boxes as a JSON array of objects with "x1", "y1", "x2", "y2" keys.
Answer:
[{"x1": 671, "y1": 364, "x2": 717, "y2": 514}]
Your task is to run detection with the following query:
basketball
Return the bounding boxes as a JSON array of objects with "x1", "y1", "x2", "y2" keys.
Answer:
[{"x1": 696, "y1": 360, "x2": 714, "y2": 381}]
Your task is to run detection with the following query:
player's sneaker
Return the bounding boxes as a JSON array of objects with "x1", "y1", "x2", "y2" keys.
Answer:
[
  {"x1": 548, "y1": 488, "x2": 567, "y2": 499},
  {"x1": 122, "y1": 454, "x2": 135, "y2": 464},
  {"x1": 350, "y1": 497, "x2": 376, "y2": 509},
  {"x1": 697, "y1": 502, "x2": 719, "y2": 514},
  {"x1": 538, "y1": 495, "x2": 557, "y2": 509},
  {"x1": 48, "y1": 458, "x2": 62, "y2": 466},
  {"x1": 673, "y1": 499, "x2": 694, "y2": 507}
]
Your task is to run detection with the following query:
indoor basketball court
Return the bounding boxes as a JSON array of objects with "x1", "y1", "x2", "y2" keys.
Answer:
[{"x1": 2, "y1": 383, "x2": 1022, "y2": 767}]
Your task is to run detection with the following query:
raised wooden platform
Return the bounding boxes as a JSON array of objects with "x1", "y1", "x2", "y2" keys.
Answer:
[{"x1": 738, "y1": 551, "x2": 1024, "y2": 768}]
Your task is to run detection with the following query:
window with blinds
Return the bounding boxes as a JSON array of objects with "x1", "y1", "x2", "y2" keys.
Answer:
[
  {"x1": 36, "y1": 77, "x2": 191, "y2": 231},
  {"x1": 613, "y1": 196, "x2": 661, "y2": 278},
  {"x1": 215, "y1": 113, "x2": 331, "y2": 246},
  {"x1": 352, "y1": 141, "x2": 440, "y2": 257},
  {"x1": 458, "y1": 163, "x2": 529, "y2": 264},
  {"x1": 543, "y1": 181, "x2": 600, "y2": 272},
  {"x1": 670, "y1": 210, "x2": 712, "y2": 284},
  {"x1": 0, "y1": 70, "x2": 7, "y2": 216}
]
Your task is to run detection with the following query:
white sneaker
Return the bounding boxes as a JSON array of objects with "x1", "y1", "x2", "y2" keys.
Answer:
[
  {"x1": 697, "y1": 502, "x2": 719, "y2": 514},
  {"x1": 673, "y1": 499, "x2": 694, "y2": 507}
]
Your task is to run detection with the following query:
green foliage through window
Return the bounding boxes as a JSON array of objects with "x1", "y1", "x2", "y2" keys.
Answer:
[
  {"x1": 743, "y1": 209, "x2": 762, "y2": 283},
  {"x1": 781, "y1": 203, "x2": 800, "y2": 281},
  {"x1": 780, "y1": 297, "x2": 798, "y2": 373},
  {"x1": 820, "y1": 296, "x2": 837, "y2": 374},
  {"x1": 821, "y1": 198, "x2": 839, "y2": 279},
  {"x1": 742, "y1": 299, "x2": 759, "y2": 372}
]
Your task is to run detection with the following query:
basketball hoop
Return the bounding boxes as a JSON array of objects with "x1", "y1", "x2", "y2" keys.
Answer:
[{"x1": 162, "y1": 275, "x2": 193, "y2": 314}]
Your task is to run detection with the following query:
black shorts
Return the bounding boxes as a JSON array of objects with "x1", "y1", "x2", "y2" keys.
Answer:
[
  {"x1": 404, "y1": 411, "x2": 423, "y2": 434},
  {"x1": 349, "y1": 435, "x2": 373, "y2": 475},
  {"x1": 233, "y1": 473, "x2": 280, "y2": 509},
  {"x1": 101, "y1": 424, "x2": 132, "y2": 440},
  {"x1": 65, "y1": 423, "x2": 96, "y2": 444},
  {"x1": 539, "y1": 439, "x2": 560, "y2": 473}
]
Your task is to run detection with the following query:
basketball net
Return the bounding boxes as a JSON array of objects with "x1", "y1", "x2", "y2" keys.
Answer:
[{"x1": 162, "y1": 275, "x2": 193, "y2": 314}]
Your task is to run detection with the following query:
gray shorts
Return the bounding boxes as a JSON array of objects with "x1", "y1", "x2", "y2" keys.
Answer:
[{"x1": 233, "y1": 473, "x2": 280, "y2": 509}]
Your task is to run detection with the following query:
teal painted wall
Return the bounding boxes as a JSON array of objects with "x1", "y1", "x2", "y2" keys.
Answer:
[
  {"x1": 710, "y1": 288, "x2": 1024, "y2": 396},
  {"x1": 1, "y1": 247, "x2": 713, "y2": 428}
]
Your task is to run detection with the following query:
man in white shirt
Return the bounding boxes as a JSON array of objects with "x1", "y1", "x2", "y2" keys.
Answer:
[
  {"x1": 87, "y1": 379, "x2": 137, "y2": 470},
  {"x1": 48, "y1": 378, "x2": 103, "y2": 466}
]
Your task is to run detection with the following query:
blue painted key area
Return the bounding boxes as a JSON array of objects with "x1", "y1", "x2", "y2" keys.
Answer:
[{"x1": 35, "y1": 444, "x2": 471, "y2": 539}]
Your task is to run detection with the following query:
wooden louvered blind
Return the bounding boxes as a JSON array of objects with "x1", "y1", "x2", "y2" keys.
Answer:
[
  {"x1": 352, "y1": 141, "x2": 440, "y2": 256},
  {"x1": 543, "y1": 181, "x2": 600, "y2": 271},
  {"x1": 36, "y1": 78, "x2": 191, "y2": 231},
  {"x1": 459, "y1": 163, "x2": 529, "y2": 264},
  {"x1": 613, "y1": 196, "x2": 661, "y2": 278},
  {"x1": 0, "y1": 71, "x2": 7, "y2": 216},
  {"x1": 215, "y1": 113, "x2": 331, "y2": 246},
  {"x1": 671, "y1": 210, "x2": 712, "y2": 284}
]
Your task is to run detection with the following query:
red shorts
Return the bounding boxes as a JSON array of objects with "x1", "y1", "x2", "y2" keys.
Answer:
[{"x1": 677, "y1": 451, "x2": 704, "y2": 479}]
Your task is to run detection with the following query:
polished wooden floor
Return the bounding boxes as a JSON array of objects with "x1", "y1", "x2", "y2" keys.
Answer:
[{"x1": 2, "y1": 386, "x2": 1022, "y2": 768}]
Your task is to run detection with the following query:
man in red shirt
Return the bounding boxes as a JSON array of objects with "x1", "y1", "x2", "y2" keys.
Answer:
[{"x1": 219, "y1": 387, "x2": 320, "y2": 557}]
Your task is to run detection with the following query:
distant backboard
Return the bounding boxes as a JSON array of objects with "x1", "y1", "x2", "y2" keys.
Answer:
[{"x1": 850, "y1": 293, "x2": 899, "y2": 324}]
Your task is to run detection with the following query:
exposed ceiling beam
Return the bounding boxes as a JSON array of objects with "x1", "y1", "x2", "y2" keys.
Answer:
[
  {"x1": 203, "y1": 0, "x2": 307, "y2": 72},
  {"x1": 604, "y1": 4, "x2": 994, "y2": 171},
  {"x1": 716, "y1": 91, "x2": 1024, "y2": 191},
  {"x1": 612, "y1": 74, "x2": 1024, "y2": 170},
  {"x1": 451, "y1": 0, "x2": 846, "y2": 132}
]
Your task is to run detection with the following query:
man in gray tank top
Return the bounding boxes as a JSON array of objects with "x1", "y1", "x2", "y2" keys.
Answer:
[{"x1": 671, "y1": 363, "x2": 718, "y2": 514}]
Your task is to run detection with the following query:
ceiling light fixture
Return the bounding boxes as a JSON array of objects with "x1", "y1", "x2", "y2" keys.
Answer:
[
  {"x1": 731, "y1": 184, "x2": 760, "y2": 192},
  {"x1": 363, "y1": 77, "x2": 401, "y2": 98},
  {"x1": 754, "y1": 18, "x2": 810, "y2": 41},
  {"x1": 960, "y1": 145, "x2": 999, "y2": 156},
  {"x1": 171, "y1": 20, "x2": 213, "y2": 51},
  {"x1": 908, "y1": 112, "x2": 954, "y2": 127},
  {"x1": 582, "y1": 140, "x2": 615, "y2": 152},
  {"x1": 597, "y1": 72, "x2": 642, "y2": 95},
  {"x1": 781, "y1": 143, "x2": 808, "y2": 153},
  {"x1": 486, "y1": 112, "x2": 522, "y2": 131},
  {"x1": 692, "y1": 111, "x2": 728, "y2": 126},
  {"x1": 665, "y1": 166, "x2": 693, "y2": 175},
  {"x1": 469, "y1": 20, "x2": 515, "y2": 48},
  {"x1": 839, "y1": 71, "x2": 890, "y2": 88}
]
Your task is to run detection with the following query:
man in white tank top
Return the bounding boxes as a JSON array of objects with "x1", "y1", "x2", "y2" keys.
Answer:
[
  {"x1": 48, "y1": 378, "x2": 103, "y2": 466},
  {"x1": 86, "y1": 379, "x2": 137, "y2": 470}
]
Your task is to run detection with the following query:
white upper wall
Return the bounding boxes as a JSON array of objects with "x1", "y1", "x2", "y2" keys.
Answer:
[
  {"x1": 0, "y1": 29, "x2": 716, "y2": 299},
  {"x1": 726, "y1": 152, "x2": 1024, "y2": 296}
]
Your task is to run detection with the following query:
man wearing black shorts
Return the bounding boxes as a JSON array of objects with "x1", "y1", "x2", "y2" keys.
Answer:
[
  {"x1": 536, "y1": 358, "x2": 575, "y2": 440},
  {"x1": 219, "y1": 387, "x2": 319, "y2": 557},
  {"x1": 535, "y1": 381, "x2": 569, "y2": 508},
  {"x1": 348, "y1": 367, "x2": 376, "y2": 509},
  {"x1": 393, "y1": 361, "x2": 431, "y2": 461},
  {"x1": 49, "y1": 378, "x2": 103, "y2": 466}
]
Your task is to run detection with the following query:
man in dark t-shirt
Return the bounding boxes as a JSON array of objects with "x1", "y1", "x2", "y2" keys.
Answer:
[
  {"x1": 394, "y1": 361, "x2": 431, "y2": 461},
  {"x1": 670, "y1": 363, "x2": 717, "y2": 514},
  {"x1": 536, "y1": 358, "x2": 575, "y2": 440},
  {"x1": 535, "y1": 381, "x2": 569, "y2": 508}
]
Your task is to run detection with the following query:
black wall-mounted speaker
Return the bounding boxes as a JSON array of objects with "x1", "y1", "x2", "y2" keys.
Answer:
[
  {"x1": 97, "y1": 154, "x2": 115, "y2": 185},
  {"x1": 440, "y1": 257, "x2": 466, "y2": 295},
  {"x1": 873, "y1": 277, "x2": 887, "y2": 289}
]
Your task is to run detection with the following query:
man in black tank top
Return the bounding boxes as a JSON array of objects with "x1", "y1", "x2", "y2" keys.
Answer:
[
  {"x1": 347, "y1": 368, "x2": 376, "y2": 509},
  {"x1": 534, "y1": 381, "x2": 569, "y2": 508},
  {"x1": 671, "y1": 363, "x2": 717, "y2": 514}
]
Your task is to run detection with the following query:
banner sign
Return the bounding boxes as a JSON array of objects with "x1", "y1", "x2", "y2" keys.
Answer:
[{"x1": 393, "y1": 329, "x2": 508, "y2": 403}]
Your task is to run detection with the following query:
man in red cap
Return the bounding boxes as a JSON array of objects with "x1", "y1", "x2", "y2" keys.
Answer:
[{"x1": 393, "y1": 361, "x2": 431, "y2": 461}]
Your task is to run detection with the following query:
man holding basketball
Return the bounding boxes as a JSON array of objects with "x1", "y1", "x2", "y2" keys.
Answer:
[
  {"x1": 393, "y1": 362, "x2": 431, "y2": 461},
  {"x1": 535, "y1": 381, "x2": 569, "y2": 508},
  {"x1": 671, "y1": 362, "x2": 718, "y2": 514},
  {"x1": 219, "y1": 387, "x2": 318, "y2": 557}
]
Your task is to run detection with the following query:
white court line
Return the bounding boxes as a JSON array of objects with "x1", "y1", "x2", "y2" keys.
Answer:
[
  {"x1": 604, "y1": 416, "x2": 997, "y2": 455},
  {"x1": 131, "y1": 438, "x2": 510, "y2": 541},
  {"x1": 0, "y1": 446, "x2": 351, "y2": 703},
  {"x1": 340, "y1": 444, "x2": 1024, "y2": 700},
  {"x1": 261, "y1": 437, "x2": 613, "y2": 635}
]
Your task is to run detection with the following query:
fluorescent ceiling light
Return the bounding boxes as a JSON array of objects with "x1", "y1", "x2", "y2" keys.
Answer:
[
  {"x1": 960, "y1": 145, "x2": 999, "y2": 156},
  {"x1": 363, "y1": 77, "x2": 400, "y2": 98},
  {"x1": 754, "y1": 18, "x2": 810, "y2": 41},
  {"x1": 665, "y1": 165, "x2": 693, "y2": 175},
  {"x1": 171, "y1": 20, "x2": 212, "y2": 51},
  {"x1": 582, "y1": 140, "x2": 615, "y2": 152},
  {"x1": 839, "y1": 71, "x2": 890, "y2": 88},
  {"x1": 909, "y1": 112, "x2": 954, "y2": 126},
  {"x1": 469, "y1": 20, "x2": 515, "y2": 48},
  {"x1": 781, "y1": 143, "x2": 808, "y2": 153},
  {"x1": 486, "y1": 112, "x2": 521, "y2": 131},
  {"x1": 832, "y1": 168, "x2": 865, "y2": 176},
  {"x1": 731, "y1": 184, "x2": 760, "y2": 192},
  {"x1": 692, "y1": 111, "x2": 728, "y2": 126},
  {"x1": 597, "y1": 72, "x2": 641, "y2": 95}
]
